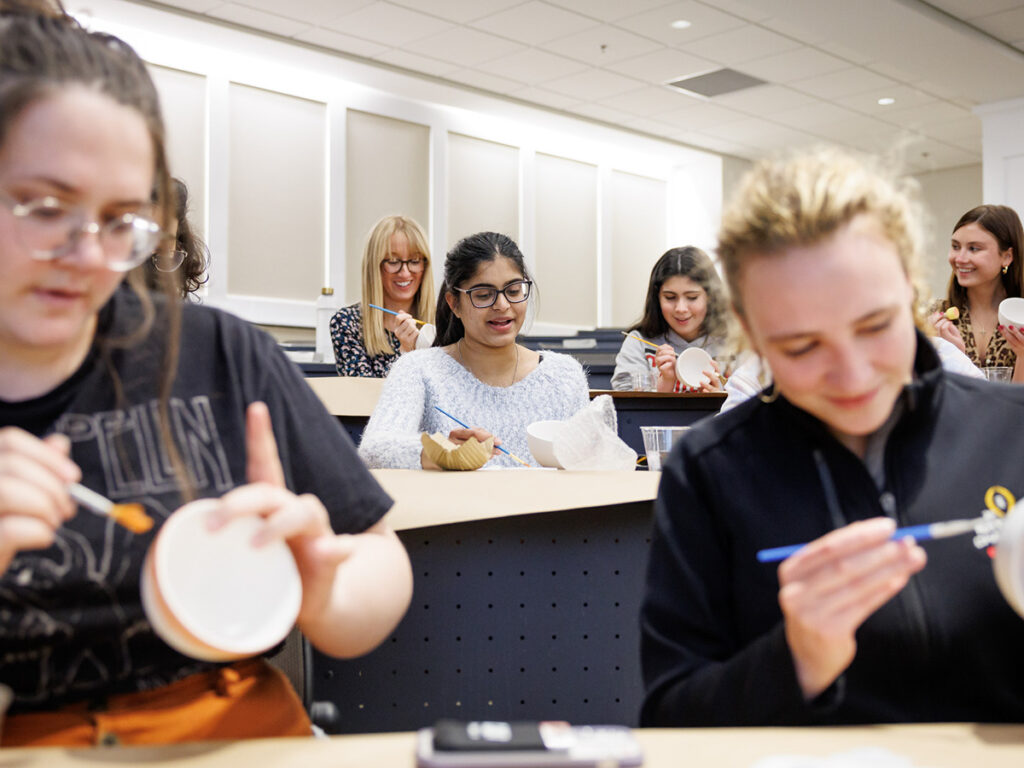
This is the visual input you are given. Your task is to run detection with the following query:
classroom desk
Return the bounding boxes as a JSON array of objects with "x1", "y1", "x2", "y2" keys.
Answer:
[
  {"x1": 311, "y1": 469, "x2": 660, "y2": 734},
  {"x1": 306, "y1": 377, "x2": 724, "y2": 455},
  {"x1": 5, "y1": 724, "x2": 1022, "y2": 767}
]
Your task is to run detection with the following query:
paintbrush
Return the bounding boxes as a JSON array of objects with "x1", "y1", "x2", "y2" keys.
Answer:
[
  {"x1": 368, "y1": 303, "x2": 428, "y2": 326},
  {"x1": 433, "y1": 406, "x2": 532, "y2": 467},
  {"x1": 756, "y1": 517, "x2": 986, "y2": 563},
  {"x1": 621, "y1": 331, "x2": 661, "y2": 350},
  {"x1": 69, "y1": 482, "x2": 154, "y2": 534}
]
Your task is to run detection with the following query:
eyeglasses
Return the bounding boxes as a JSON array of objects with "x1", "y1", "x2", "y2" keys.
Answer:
[
  {"x1": 381, "y1": 257, "x2": 426, "y2": 274},
  {"x1": 0, "y1": 192, "x2": 162, "y2": 272},
  {"x1": 152, "y1": 247, "x2": 187, "y2": 273},
  {"x1": 452, "y1": 279, "x2": 532, "y2": 309}
]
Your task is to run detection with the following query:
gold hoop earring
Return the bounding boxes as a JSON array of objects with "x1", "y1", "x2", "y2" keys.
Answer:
[{"x1": 758, "y1": 381, "x2": 779, "y2": 404}]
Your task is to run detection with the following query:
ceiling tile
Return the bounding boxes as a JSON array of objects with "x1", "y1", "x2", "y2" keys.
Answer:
[
  {"x1": 659, "y1": 102, "x2": 750, "y2": 131},
  {"x1": 791, "y1": 66, "x2": 898, "y2": 99},
  {"x1": 293, "y1": 27, "x2": 389, "y2": 57},
  {"x1": 678, "y1": 130, "x2": 758, "y2": 158},
  {"x1": 902, "y1": 138, "x2": 980, "y2": 174},
  {"x1": 606, "y1": 48, "x2": 715, "y2": 83},
  {"x1": 834, "y1": 85, "x2": 934, "y2": 116},
  {"x1": 682, "y1": 24, "x2": 803, "y2": 66},
  {"x1": 622, "y1": 116, "x2": 679, "y2": 137},
  {"x1": 445, "y1": 68, "x2": 523, "y2": 95},
  {"x1": 371, "y1": 49, "x2": 460, "y2": 77},
  {"x1": 711, "y1": 117, "x2": 815, "y2": 148},
  {"x1": 616, "y1": 1, "x2": 748, "y2": 47},
  {"x1": 236, "y1": 0, "x2": 371, "y2": 25},
  {"x1": 712, "y1": 83, "x2": 816, "y2": 113},
  {"x1": 470, "y1": 1, "x2": 599, "y2": 45},
  {"x1": 692, "y1": 0, "x2": 773, "y2": 23},
  {"x1": 477, "y1": 48, "x2": 588, "y2": 85},
  {"x1": 972, "y1": 6, "x2": 1024, "y2": 41},
  {"x1": 541, "y1": 69, "x2": 645, "y2": 100},
  {"x1": 567, "y1": 102, "x2": 633, "y2": 123},
  {"x1": 877, "y1": 100, "x2": 972, "y2": 130},
  {"x1": 405, "y1": 27, "x2": 525, "y2": 68},
  {"x1": 325, "y1": 2, "x2": 454, "y2": 46},
  {"x1": 388, "y1": 0, "x2": 523, "y2": 23},
  {"x1": 742, "y1": 46, "x2": 850, "y2": 84},
  {"x1": 508, "y1": 86, "x2": 584, "y2": 110},
  {"x1": 542, "y1": 24, "x2": 661, "y2": 65},
  {"x1": 812, "y1": 113, "x2": 901, "y2": 145},
  {"x1": 545, "y1": 0, "x2": 670, "y2": 23},
  {"x1": 770, "y1": 102, "x2": 862, "y2": 130},
  {"x1": 927, "y1": 0, "x2": 1023, "y2": 20},
  {"x1": 922, "y1": 116, "x2": 982, "y2": 148},
  {"x1": 206, "y1": 3, "x2": 311, "y2": 36},
  {"x1": 145, "y1": 0, "x2": 223, "y2": 11},
  {"x1": 596, "y1": 86, "x2": 702, "y2": 117}
]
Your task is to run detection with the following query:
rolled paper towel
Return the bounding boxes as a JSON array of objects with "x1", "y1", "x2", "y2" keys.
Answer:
[
  {"x1": 945, "y1": 306, "x2": 960, "y2": 321},
  {"x1": 415, "y1": 323, "x2": 437, "y2": 350}
]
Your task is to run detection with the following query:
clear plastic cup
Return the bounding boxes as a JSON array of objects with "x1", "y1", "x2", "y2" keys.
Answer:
[
  {"x1": 0, "y1": 683, "x2": 12, "y2": 743},
  {"x1": 630, "y1": 369, "x2": 656, "y2": 392},
  {"x1": 985, "y1": 366, "x2": 1012, "y2": 382},
  {"x1": 640, "y1": 426, "x2": 690, "y2": 471}
]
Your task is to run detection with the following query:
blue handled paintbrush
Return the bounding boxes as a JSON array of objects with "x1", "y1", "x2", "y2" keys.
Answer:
[
  {"x1": 433, "y1": 406, "x2": 531, "y2": 467},
  {"x1": 756, "y1": 517, "x2": 984, "y2": 563}
]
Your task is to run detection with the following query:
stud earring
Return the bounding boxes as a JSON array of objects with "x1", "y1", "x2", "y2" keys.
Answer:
[{"x1": 1003, "y1": 264, "x2": 1010, "y2": 274}]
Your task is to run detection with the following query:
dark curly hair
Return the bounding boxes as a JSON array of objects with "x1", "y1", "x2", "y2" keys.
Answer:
[{"x1": 146, "y1": 178, "x2": 209, "y2": 300}]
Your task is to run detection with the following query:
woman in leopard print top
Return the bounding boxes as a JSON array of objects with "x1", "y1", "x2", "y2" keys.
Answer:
[{"x1": 930, "y1": 205, "x2": 1024, "y2": 379}]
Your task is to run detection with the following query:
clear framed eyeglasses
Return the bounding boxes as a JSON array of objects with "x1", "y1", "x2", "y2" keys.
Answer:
[
  {"x1": 152, "y1": 240, "x2": 187, "y2": 273},
  {"x1": 452, "y1": 279, "x2": 532, "y2": 309},
  {"x1": 0, "y1": 192, "x2": 162, "y2": 272}
]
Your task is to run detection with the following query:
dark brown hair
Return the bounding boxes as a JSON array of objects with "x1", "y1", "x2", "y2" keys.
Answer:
[
  {"x1": 145, "y1": 178, "x2": 210, "y2": 300},
  {"x1": 946, "y1": 204, "x2": 1024, "y2": 310},
  {"x1": 1, "y1": 10, "x2": 189, "y2": 494},
  {"x1": 630, "y1": 246, "x2": 728, "y2": 340}
]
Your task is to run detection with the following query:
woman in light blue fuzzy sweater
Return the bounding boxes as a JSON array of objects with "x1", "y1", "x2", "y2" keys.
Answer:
[{"x1": 359, "y1": 232, "x2": 590, "y2": 469}]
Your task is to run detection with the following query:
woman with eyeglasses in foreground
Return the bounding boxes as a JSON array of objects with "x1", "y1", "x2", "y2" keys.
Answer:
[
  {"x1": 359, "y1": 232, "x2": 589, "y2": 469},
  {"x1": 0, "y1": 10, "x2": 411, "y2": 746},
  {"x1": 330, "y1": 214, "x2": 436, "y2": 377},
  {"x1": 641, "y1": 147, "x2": 1024, "y2": 726}
]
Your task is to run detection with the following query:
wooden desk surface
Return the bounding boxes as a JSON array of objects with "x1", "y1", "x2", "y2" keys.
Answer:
[
  {"x1": 375, "y1": 469, "x2": 660, "y2": 531},
  {"x1": 4, "y1": 724, "x2": 1021, "y2": 767}
]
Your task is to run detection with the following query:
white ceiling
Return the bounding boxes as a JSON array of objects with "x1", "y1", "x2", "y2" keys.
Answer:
[{"x1": 126, "y1": 0, "x2": 1024, "y2": 173}]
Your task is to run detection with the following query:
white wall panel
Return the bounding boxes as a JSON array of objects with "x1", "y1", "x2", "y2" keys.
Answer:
[
  {"x1": 227, "y1": 83, "x2": 325, "y2": 301},
  {"x1": 448, "y1": 133, "x2": 519, "y2": 246},
  {"x1": 610, "y1": 171, "x2": 666, "y2": 328},
  {"x1": 344, "y1": 110, "x2": 430, "y2": 305}
]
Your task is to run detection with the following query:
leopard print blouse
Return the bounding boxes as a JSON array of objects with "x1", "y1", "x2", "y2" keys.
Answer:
[{"x1": 934, "y1": 300, "x2": 1016, "y2": 369}]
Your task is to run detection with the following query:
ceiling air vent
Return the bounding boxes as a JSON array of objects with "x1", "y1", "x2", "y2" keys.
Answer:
[{"x1": 666, "y1": 68, "x2": 766, "y2": 98}]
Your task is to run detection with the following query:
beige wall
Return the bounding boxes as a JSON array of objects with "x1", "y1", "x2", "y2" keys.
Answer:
[
  {"x1": 448, "y1": 133, "x2": 519, "y2": 246},
  {"x1": 344, "y1": 110, "x2": 431, "y2": 305},
  {"x1": 227, "y1": 83, "x2": 325, "y2": 301},
  {"x1": 913, "y1": 164, "x2": 982, "y2": 300},
  {"x1": 610, "y1": 171, "x2": 667, "y2": 328},
  {"x1": 534, "y1": 154, "x2": 598, "y2": 327}
]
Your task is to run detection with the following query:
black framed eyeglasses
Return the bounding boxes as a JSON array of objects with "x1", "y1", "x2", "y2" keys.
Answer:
[
  {"x1": 452, "y1": 280, "x2": 532, "y2": 309},
  {"x1": 381, "y1": 257, "x2": 426, "y2": 274}
]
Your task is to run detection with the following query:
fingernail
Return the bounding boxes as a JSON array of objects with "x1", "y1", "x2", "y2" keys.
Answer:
[
  {"x1": 998, "y1": 324, "x2": 1004, "y2": 330},
  {"x1": 206, "y1": 511, "x2": 225, "y2": 531}
]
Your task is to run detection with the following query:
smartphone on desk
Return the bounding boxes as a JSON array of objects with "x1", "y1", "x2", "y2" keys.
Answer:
[{"x1": 416, "y1": 720, "x2": 643, "y2": 768}]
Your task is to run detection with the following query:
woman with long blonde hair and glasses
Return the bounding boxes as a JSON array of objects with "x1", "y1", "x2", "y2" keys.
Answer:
[{"x1": 330, "y1": 214, "x2": 436, "y2": 377}]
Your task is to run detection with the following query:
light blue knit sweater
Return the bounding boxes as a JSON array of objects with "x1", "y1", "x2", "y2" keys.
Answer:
[{"x1": 358, "y1": 347, "x2": 590, "y2": 469}]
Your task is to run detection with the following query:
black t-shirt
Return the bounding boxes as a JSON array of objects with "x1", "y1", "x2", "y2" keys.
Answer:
[{"x1": 0, "y1": 287, "x2": 392, "y2": 712}]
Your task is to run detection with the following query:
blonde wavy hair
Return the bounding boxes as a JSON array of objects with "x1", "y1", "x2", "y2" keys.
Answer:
[
  {"x1": 359, "y1": 215, "x2": 436, "y2": 357},
  {"x1": 717, "y1": 146, "x2": 931, "y2": 345}
]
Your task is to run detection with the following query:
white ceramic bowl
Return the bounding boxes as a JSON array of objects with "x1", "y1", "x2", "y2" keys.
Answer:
[
  {"x1": 415, "y1": 323, "x2": 437, "y2": 350},
  {"x1": 527, "y1": 420, "x2": 565, "y2": 468},
  {"x1": 675, "y1": 347, "x2": 713, "y2": 389},
  {"x1": 141, "y1": 499, "x2": 303, "y2": 661},
  {"x1": 994, "y1": 500, "x2": 1024, "y2": 620},
  {"x1": 998, "y1": 297, "x2": 1024, "y2": 329}
]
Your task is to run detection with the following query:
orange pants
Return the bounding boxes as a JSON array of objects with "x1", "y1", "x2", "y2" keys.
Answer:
[{"x1": 2, "y1": 658, "x2": 312, "y2": 748}]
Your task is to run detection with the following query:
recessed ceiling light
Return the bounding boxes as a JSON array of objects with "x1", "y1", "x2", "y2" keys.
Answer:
[
  {"x1": 670, "y1": 19, "x2": 692, "y2": 30},
  {"x1": 877, "y1": 97, "x2": 895, "y2": 106}
]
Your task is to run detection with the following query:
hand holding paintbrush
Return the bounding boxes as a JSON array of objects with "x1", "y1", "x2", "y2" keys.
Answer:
[{"x1": 68, "y1": 483, "x2": 154, "y2": 534}]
